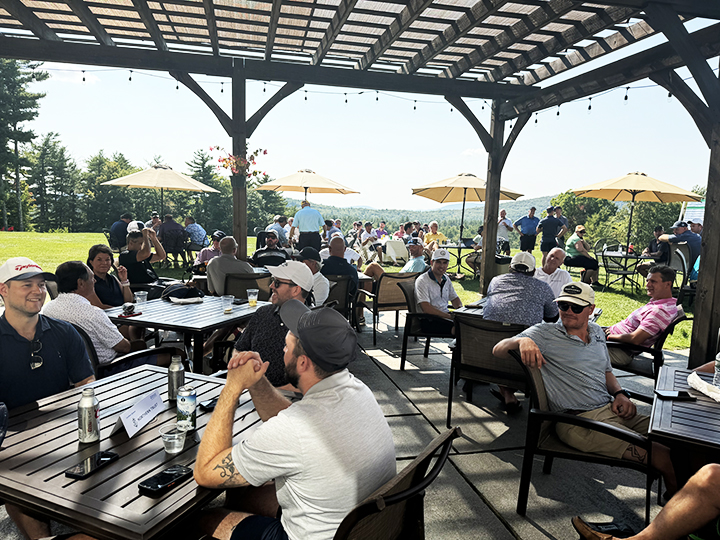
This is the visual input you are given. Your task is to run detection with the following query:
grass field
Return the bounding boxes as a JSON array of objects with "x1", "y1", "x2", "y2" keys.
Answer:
[{"x1": 0, "y1": 231, "x2": 693, "y2": 349}]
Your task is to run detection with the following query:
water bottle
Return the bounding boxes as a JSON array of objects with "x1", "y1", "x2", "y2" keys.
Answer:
[
  {"x1": 714, "y1": 353, "x2": 720, "y2": 387},
  {"x1": 78, "y1": 388, "x2": 100, "y2": 443},
  {"x1": 168, "y1": 355, "x2": 185, "y2": 401}
]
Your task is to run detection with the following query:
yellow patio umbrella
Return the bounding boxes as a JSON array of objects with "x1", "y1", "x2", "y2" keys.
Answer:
[
  {"x1": 255, "y1": 169, "x2": 359, "y2": 199},
  {"x1": 412, "y1": 172, "x2": 524, "y2": 272},
  {"x1": 573, "y1": 172, "x2": 703, "y2": 249},
  {"x1": 101, "y1": 164, "x2": 220, "y2": 214}
]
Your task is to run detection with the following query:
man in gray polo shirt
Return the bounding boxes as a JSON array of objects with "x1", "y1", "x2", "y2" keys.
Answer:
[
  {"x1": 493, "y1": 282, "x2": 677, "y2": 497},
  {"x1": 193, "y1": 300, "x2": 396, "y2": 540}
]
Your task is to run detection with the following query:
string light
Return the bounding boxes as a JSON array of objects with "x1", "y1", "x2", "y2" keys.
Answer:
[
  {"x1": 534, "y1": 113, "x2": 538, "y2": 125},
  {"x1": 82, "y1": 70, "x2": 85, "y2": 82},
  {"x1": 129, "y1": 70, "x2": 132, "y2": 82},
  {"x1": 587, "y1": 97, "x2": 592, "y2": 114},
  {"x1": 376, "y1": 91, "x2": 378, "y2": 102},
  {"x1": 304, "y1": 90, "x2": 307, "y2": 101},
  {"x1": 220, "y1": 82, "x2": 224, "y2": 93},
  {"x1": 450, "y1": 107, "x2": 453, "y2": 113},
  {"x1": 413, "y1": 100, "x2": 416, "y2": 110},
  {"x1": 176, "y1": 82, "x2": 179, "y2": 90},
  {"x1": 556, "y1": 104, "x2": 560, "y2": 117},
  {"x1": 344, "y1": 93, "x2": 347, "y2": 104},
  {"x1": 624, "y1": 86, "x2": 629, "y2": 105},
  {"x1": 263, "y1": 82, "x2": 266, "y2": 93},
  {"x1": 667, "y1": 91, "x2": 673, "y2": 103}
]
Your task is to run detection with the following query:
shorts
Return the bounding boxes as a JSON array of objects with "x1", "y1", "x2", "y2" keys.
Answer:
[
  {"x1": 540, "y1": 239, "x2": 558, "y2": 253},
  {"x1": 520, "y1": 235, "x2": 537, "y2": 251},
  {"x1": 564, "y1": 255, "x2": 599, "y2": 271},
  {"x1": 555, "y1": 403, "x2": 649, "y2": 459},
  {"x1": 230, "y1": 515, "x2": 289, "y2": 540},
  {"x1": 608, "y1": 347, "x2": 633, "y2": 367},
  {"x1": 498, "y1": 240, "x2": 510, "y2": 252},
  {"x1": 419, "y1": 317, "x2": 454, "y2": 336}
]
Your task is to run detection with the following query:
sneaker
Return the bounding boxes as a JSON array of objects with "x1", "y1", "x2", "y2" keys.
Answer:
[{"x1": 357, "y1": 316, "x2": 366, "y2": 326}]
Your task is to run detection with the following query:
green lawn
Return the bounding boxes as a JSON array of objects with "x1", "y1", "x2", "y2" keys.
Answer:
[{"x1": 0, "y1": 232, "x2": 693, "y2": 349}]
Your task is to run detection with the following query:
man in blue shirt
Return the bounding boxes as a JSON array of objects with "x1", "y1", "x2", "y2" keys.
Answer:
[
  {"x1": 184, "y1": 216, "x2": 209, "y2": 254},
  {"x1": 513, "y1": 207, "x2": 540, "y2": 253},
  {"x1": 266, "y1": 215, "x2": 289, "y2": 247},
  {"x1": 659, "y1": 220, "x2": 702, "y2": 267},
  {"x1": 109, "y1": 212, "x2": 133, "y2": 250},
  {"x1": 0, "y1": 257, "x2": 95, "y2": 539},
  {"x1": 290, "y1": 201, "x2": 324, "y2": 251},
  {"x1": 536, "y1": 206, "x2": 567, "y2": 266}
]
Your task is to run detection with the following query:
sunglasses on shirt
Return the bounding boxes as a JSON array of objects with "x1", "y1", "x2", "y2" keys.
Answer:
[{"x1": 557, "y1": 301, "x2": 587, "y2": 314}]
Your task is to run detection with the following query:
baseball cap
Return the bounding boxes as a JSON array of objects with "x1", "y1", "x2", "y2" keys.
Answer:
[
  {"x1": 575, "y1": 225, "x2": 586, "y2": 233},
  {"x1": 151, "y1": 211, "x2": 159, "y2": 217},
  {"x1": 265, "y1": 229, "x2": 278, "y2": 239},
  {"x1": 687, "y1": 217, "x2": 703, "y2": 226},
  {"x1": 510, "y1": 252, "x2": 535, "y2": 271},
  {"x1": 268, "y1": 261, "x2": 314, "y2": 292},
  {"x1": 530, "y1": 206, "x2": 536, "y2": 211},
  {"x1": 546, "y1": 206, "x2": 555, "y2": 213},
  {"x1": 556, "y1": 282, "x2": 594, "y2": 307},
  {"x1": 671, "y1": 220, "x2": 688, "y2": 229},
  {"x1": 432, "y1": 248, "x2": 450, "y2": 261},
  {"x1": 331, "y1": 231, "x2": 344, "y2": 239},
  {"x1": 407, "y1": 237, "x2": 424, "y2": 248},
  {"x1": 211, "y1": 230, "x2": 227, "y2": 241},
  {"x1": 279, "y1": 299, "x2": 357, "y2": 372},
  {"x1": 364, "y1": 221, "x2": 372, "y2": 227},
  {"x1": 0, "y1": 257, "x2": 55, "y2": 284},
  {"x1": 296, "y1": 247, "x2": 321, "y2": 262}
]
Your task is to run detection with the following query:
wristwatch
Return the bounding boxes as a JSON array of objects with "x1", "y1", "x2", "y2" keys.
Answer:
[{"x1": 612, "y1": 389, "x2": 631, "y2": 399}]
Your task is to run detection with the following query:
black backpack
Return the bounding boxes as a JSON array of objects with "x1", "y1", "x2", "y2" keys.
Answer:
[{"x1": 161, "y1": 283, "x2": 205, "y2": 301}]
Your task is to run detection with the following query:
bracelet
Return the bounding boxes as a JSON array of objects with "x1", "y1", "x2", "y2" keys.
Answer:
[
  {"x1": 121, "y1": 280, "x2": 130, "y2": 287},
  {"x1": 612, "y1": 389, "x2": 630, "y2": 399}
]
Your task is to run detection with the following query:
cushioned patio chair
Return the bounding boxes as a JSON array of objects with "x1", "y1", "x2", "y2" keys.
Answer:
[
  {"x1": 224, "y1": 273, "x2": 272, "y2": 302},
  {"x1": 356, "y1": 272, "x2": 420, "y2": 345}
]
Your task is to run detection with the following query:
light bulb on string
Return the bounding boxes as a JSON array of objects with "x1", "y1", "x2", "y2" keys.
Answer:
[
  {"x1": 376, "y1": 91, "x2": 378, "y2": 102},
  {"x1": 667, "y1": 91, "x2": 673, "y2": 103},
  {"x1": 220, "y1": 82, "x2": 224, "y2": 93},
  {"x1": 129, "y1": 70, "x2": 132, "y2": 82},
  {"x1": 304, "y1": 90, "x2": 307, "y2": 101},
  {"x1": 344, "y1": 93, "x2": 347, "y2": 104},
  {"x1": 413, "y1": 100, "x2": 416, "y2": 111},
  {"x1": 82, "y1": 70, "x2": 85, "y2": 82},
  {"x1": 556, "y1": 104, "x2": 560, "y2": 117},
  {"x1": 509, "y1": 121, "x2": 513, "y2": 130},
  {"x1": 534, "y1": 113, "x2": 538, "y2": 125},
  {"x1": 450, "y1": 107, "x2": 453, "y2": 113},
  {"x1": 176, "y1": 82, "x2": 179, "y2": 90},
  {"x1": 263, "y1": 82, "x2": 266, "y2": 93},
  {"x1": 624, "y1": 86, "x2": 629, "y2": 105},
  {"x1": 587, "y1": 97, "x2": 592, "y2": 115},
  {"x1": 481, "y1": 101, "x2": 485, "y2": 111}
]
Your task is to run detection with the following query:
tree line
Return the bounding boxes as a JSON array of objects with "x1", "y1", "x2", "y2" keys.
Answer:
[{"x1": 0, "y1": 60, "x2": 290, "y2": 235}]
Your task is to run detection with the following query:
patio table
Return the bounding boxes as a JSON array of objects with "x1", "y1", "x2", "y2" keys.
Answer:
[
  {"x1": 443, "y1": 243, "x2": 478, "y2": 275},
  {"x1": 106, "y1": 297, "x2": 268, "y2": 373},
  {"x1": 0, "y1": 365, "x2": 259, "y2": 540},
  {"x1": 601, "y1": 250, "x2": 653, "y2": 292}
]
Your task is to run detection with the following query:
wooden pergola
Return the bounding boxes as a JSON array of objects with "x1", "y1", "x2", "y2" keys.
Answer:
[{"x1": 0, "y1": 0, "x2": 719, "y2": 364}]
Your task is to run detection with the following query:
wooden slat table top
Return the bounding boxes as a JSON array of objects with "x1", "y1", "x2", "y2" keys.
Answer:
[
  {"x1": 0, "y1": 365, "x2": 260, "y2": 540},
  {"x1": 650, "y1": 366, "x2": 720, "y2": 452},
  {"x1": 105, "y1": 297, "x2": 270, "y2": 333}
]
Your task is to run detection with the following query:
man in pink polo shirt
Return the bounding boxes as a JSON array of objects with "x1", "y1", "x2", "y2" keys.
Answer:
[{"x1": 604, "y1": 264, "x2": 678, "y2": 367}]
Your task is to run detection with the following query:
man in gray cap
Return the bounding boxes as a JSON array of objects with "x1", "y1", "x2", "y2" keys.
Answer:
[
  {"x1": 659, "y1": 220, "x2": 701, "y2": 267},
  {"x1": 194, "y1": 300, "x2": 396, "y2": 540},
  {"x1": 0, "y1": 257, "x2": 95, "y2": 538},
  {"x1": 493, "y1": 281, "x2": 677, "y2": 497}
]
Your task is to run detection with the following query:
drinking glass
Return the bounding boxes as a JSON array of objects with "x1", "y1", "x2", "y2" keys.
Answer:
[
  {"x1": 222, "y1": 295, "x2": 234, "y2": 314},
  {"x1": 247, "y1": 289, "x2": 259, "y2": 307},
  {"x1": 159, "y1": 424, "x2": 186, "y2": 454},
  {"x1": 135, "y1": 291, "x2": 148, "y2": 304}
]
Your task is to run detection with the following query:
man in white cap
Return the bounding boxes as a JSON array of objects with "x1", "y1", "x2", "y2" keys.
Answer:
[
  {"x1": 0, "y1": 257, "x2": 95, "y2": 539},
  {"x1": 193, "y1": 300, "x2": 396, "y2": 540},
  {"x1": 296, "y1": 247, "x2": 330, "y2": 305},
  {"x1": 232, "y1": 261, "x2": 314, "y2": 390},
  {"x1": 414, "y1": 248, "x2": 462, "y2": 335},
  {"x1": 688, "y1": 217, "x2": 703, "y2": 236},
  {"x1": 493, "y1": 281, "x2": 677, "y2": 497}
]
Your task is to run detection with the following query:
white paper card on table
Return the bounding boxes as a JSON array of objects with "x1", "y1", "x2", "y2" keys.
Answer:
[
  {"x1": 110, "y1": 390, "x2": 164, "y2": 437},
  {"x1": 687, "y1": 372, "x2": 720, "y2": 403}
]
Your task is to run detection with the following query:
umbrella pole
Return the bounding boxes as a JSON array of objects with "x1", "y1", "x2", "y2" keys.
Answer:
[
  {"x1": 626, "y1": 195, "x2": 636, "y2": 252},
  {"x1": 160, "y1": 188, "x2": 164, "y2": 216},
  {"x1": 457, "y1": 188, "x2": 467, "y2": 274},
  {"x1": 304, "y1": 187, "x2": 308, "y2": 201}
]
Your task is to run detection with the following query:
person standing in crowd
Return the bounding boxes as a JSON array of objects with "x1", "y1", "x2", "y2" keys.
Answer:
[
  {"x1": 514, "y1": 207, "x2": 540, "y2": 253},
  {"x1": 564, "y1": 225, "x2": 600, "y2": 286},
  {"x1": 554, "y1": 206, "x2": 570, "y2": 248},
  {"x1": 535, "y1": 247, "x2": 573, "y2": 297},
  {"x1": 497, "y1": 209, "x2": 513, "y2": 255},
  {"x1": 536, "y1": 206, "x2": 567, "y2": 266},
  {"x1": 688, "y1": 217, "x2": 703, "y2": 236},
  {"x1": 290, "y1": 200, "x2": 324, "y2": 251}
]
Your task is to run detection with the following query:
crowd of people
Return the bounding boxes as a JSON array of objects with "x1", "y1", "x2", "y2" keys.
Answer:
[{"x1": 0, "y1": 199, "x2": 714, "y2": 540}]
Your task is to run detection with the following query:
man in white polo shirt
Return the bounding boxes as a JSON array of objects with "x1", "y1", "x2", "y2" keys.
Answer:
[{"x1": 414, "y1": 248, "x2": 462, "y2": 335}]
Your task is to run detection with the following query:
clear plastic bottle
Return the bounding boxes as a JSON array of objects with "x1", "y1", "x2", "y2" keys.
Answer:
[{"x1": 714, "y1": 353, "x2": 720, "y2": 387}]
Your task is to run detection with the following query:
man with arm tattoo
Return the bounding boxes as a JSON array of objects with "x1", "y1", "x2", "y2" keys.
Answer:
[{"x1": 193, "y1": 300, "x2": 396, "y2": 540}]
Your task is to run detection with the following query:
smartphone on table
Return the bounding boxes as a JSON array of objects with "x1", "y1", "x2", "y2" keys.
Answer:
[
  {"x1": 138, "y1": 464, "x2": 194, "y2": 496},
  {"x1": 654, "y1": 390, "x2": 697, "y2": 401},
  {"x1": 65, "y1": 450, "x2": 120, "y2": 480}
]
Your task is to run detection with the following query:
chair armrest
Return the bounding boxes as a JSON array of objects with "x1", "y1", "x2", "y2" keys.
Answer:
[
  {"x1": 528, "y1": 408, "x2": 650, "y2": 448},
  {"x1": 97, "y1": 346, "x2": 178, "y2": 377},
  {"x1": 626, "y1": 390, "x2": 653, "y2": 405},
  {"x1": 606, "y1": 341, "x2": 656, "y2": 357}
]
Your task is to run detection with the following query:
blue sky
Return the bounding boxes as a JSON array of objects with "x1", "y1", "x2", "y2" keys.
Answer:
[{"x1": 28, "y1": 31, "x2": 713, "y2": 212}]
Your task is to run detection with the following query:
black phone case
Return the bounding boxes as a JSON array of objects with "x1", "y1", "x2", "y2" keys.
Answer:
[
  {"x1": 65, "y1": 451, "x2": 119, "y2": 480},
  {"x1": 138, "y1": 465, "x2": 193, "y2": 496}
]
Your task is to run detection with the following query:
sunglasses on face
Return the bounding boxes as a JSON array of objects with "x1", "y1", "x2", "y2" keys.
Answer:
[
  {"x1": 30, "y1": 339, "x2": 43, "y2": 370},
  {"x1": 557, "y1": 301, "x2": 587, "y2": 314},
  {"x1": 270, "y1": 277, "x2": 295, "y2": 289}
]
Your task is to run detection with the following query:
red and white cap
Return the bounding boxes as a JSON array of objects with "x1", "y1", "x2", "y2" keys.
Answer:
[{"x1": 0, "y1": 257, "x2": 55, "y2": 284}]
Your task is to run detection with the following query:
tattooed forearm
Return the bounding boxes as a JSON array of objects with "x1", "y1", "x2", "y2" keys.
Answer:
[{"x1": 212, "y1": 451, "x2": 248, "y2": 487}]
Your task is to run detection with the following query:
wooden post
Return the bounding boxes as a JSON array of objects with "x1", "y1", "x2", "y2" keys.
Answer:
[
  {"x1": 689, "y1": 119, "x2": 720, "y2": 367},
  {"x1": 231, "y1": 59, "x2": 248, "y2": 260},
  {"x1": 479, "y1": 100, "x2": 504, "y2": 295}
]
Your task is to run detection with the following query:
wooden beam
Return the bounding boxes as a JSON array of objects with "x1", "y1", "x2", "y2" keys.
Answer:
[
  {"x1": 0, "y1": 0, "x2": 60, "y2": 41},
  {"x1": 0, "y1": 38, "x2": 535, "y2": 99},
  {"x1": 498, "y1": 112, "x2": 530, "y2": 171},
  {"x1": 311, "y1": 0, "x2": 359, "y2": 65},
  {"x1": 170, "y1": 70, "x2": 232, "y2": 136},
  {"x1": 521, "y1": 19, "x2": 655, "y2": 86},
  {"x1": 356, "y1": 0, "x2": 434, "y2": 70},
  {"x1": 247, "y1": 81, "x2": 303, "y2": 137},
  {"x1": 444, "y1": 95, "x2": 492, "y2": 152},
  {"x1": 499, "y1": 22, "x2": 720, "y2": 120},
  {"x1": 581, "y1": 0, "x2": 720, "y2": 20},
  {"x1": 646, "y1": 3, "x2": 720, "y2": 111},
  {"x1": 442, "y1": 0, "x2": 577, "y2": 80},
  {"x1": 649, "y1": 68, "x2": 714, "y2": 147},
  {"x1": 65, "y1": 0, "x2": 115, "y2": 47},
  {"x1": 202, "y1": 0, "x2": 220, "y2": 56},
  {"x1": 130, "y1": 0, "x2": 168, "y2": 52},
  {"x1": 232, "y1": 59, "x2": 248, "y2": 261},
  {"x1": 479, "y1": 100, "x2": 504, "y2": 295},
  {"x1": 265, "y1": 0, "x2": 283, "y2": 61},
  {"x1": 483, "y1": 5, "x2": 637, "y2": 84}
]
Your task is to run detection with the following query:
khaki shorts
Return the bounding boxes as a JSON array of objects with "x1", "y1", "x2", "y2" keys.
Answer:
[
  {"x1": 608, "y1": 347, "x2": 634, "y2": 367},
  {"x1": 555, "y1": 403, "x2": 649, "y2": 459}
]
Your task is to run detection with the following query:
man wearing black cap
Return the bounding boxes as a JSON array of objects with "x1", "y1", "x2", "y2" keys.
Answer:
[
  {"x1": 195, "y1": 230, "x2": 226, "y2": 266},
  {"x1": 194, "y1": 300, "x2": 396, "y2": 540},
  {"x1": 659, "y1": 220, "x2": 702, "y2": 267},
  {"x1": 536, "y1": 206, "x2": 567, "y2": 266},
  {"x1": 296, "y1": 247, "x2": 329, "y2": 305},
  {"x1": 250, "y1": 229, "x2": 291, "y2": 268},
  {"x1": 0, "y1": 257, "x2": 95, "y2": 539}
]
